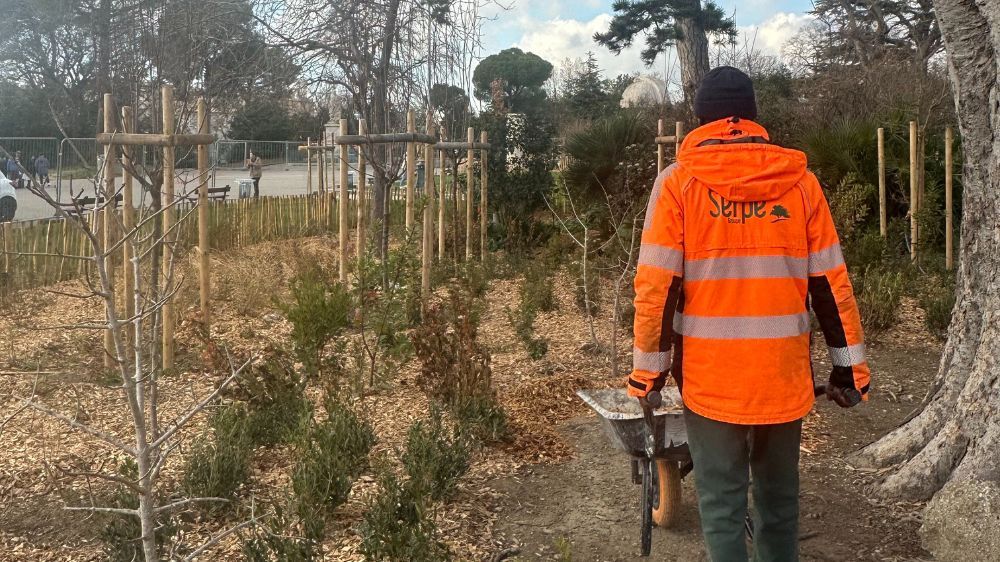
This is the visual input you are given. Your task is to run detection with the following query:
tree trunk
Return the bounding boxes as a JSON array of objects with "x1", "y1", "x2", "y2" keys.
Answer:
[
  {"x1": 674, "y1": 2, "x2": 710, "y2": 113},
  {"x1": 369, "y1": 0, "x2": 401, "y2": 259},
  {"x1": 854, "y1": 0, "x2": 1000, "y2": 503}
]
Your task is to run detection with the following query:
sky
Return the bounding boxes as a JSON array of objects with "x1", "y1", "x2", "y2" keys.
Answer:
[{"x1": 479, "y1": 0, "x2": 815, "y2": 81}]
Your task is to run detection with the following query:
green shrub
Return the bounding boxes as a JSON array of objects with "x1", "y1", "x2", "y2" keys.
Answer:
[
  {"x1": 232, "y1": 355, "x2": 312, "y2": 447},
  {"x1": 413, "y1": 291, "x2": 509, "y2": 444},
  {"x1": 522, "y1": 258, "x2": 555, "y2": 312},
  {"x1": 181, "y1": 404, "x2": 254, "y2": 508},
  {"x1": 359, "y1": 468, "x2": 448, "y2": 562},
  {"x1": 101, "y1": 460, "x2": 177, "y2": 561},
  {"x1": 854, "y1": 267, "x2": 905, "y2": 335},
  {"x1": 828, "y1": 174, "x2": 876, "y2": 240},
  {"x1": 241, "y1": 502, "x2": 320, "y2": 562},
  {"x1": 402, "y1": 414, "x2": 470, "y2": 502},
  {"x1": 280, "y1": 271, "x2": 353, "y2": 376},
  {"x1": 506, "y1": 301, "x2": 548, "y2": 360},
  {"x1": 453, "y1": 394, "x2": 509, "y2": 444},
  {"x1": 291, "y1": 401, "x2": 375, "y2": 519},
  {"x1": 918, "y1": 273, "x2": 956, "y2": 339}
]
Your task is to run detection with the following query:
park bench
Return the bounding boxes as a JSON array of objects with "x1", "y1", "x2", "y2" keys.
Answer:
[
  {"x1": 59, "y1": 194, "x2": 123, "y2": 218},
  {"x1": 179, "y1": 185, "x2": 231, "y2": 206},
  {"x1": 208, "y1": 185, "x2": 230, "y2": 201}
]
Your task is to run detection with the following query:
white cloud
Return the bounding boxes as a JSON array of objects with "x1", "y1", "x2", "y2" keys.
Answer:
[
  {"x1": 501, "y1": 8, "x2": 813, "y2": 101},
  {"x1": 737, "y1": 12, "x2": 814, "y2": 58},
  {"x1": 514, "y1": 13, "x2": 663, "y2": 78}
]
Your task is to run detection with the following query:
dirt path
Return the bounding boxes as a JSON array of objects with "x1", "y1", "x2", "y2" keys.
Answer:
[{"x1": 489, "y1": 339, "x2": 941, "y2": 562}]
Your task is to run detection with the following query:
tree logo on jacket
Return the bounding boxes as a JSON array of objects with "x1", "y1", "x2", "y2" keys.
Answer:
[{"x1": 770, "y1": 205, "x2": 791, "y2": 222}]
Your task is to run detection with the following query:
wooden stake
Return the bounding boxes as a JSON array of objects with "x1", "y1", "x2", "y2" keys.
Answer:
[
  {"x1": 421, "y1": 118, "x2": 435, "y2": 304},
  {"x1": 945, "y1": 126, "x2": 954, "y2": 271},
  {"x1": 675, "y1": 121, "x2": 683, "y2": 157},
  {"x1": 306, "y1": 137, "x2": 313, "y2": 196},
  {"x1": 466, "y1": 127, "x2": 474, "y2": 261},
  {"x1": 2, "y1": 222, "x2": 9, "y2": 277},
  {"x1": 162, "y1": 85, "x2": 176, "y2": 369},
  {"x1": 877, "y1": 127, "x2": 887, "y2": 237},
  {"x1": 406, "y1": 110, "x2": 416, "y2": 230},
  {"x1": 122, "y1": 106, "x2": 135, "y2": 323},
  {"x1": 197, "y1": 98, "x2": 211, "y2": 328},
  {"x1": 438, "y1": 127, "x2": 447, "y2": 260},
  {"x1": 103, "y1": 93, "x2": 116, "y2": 368},
  {"x1": 480, "y1": 131, "x2": 488, "y2": 262},
  {"x1": 909, "y1": 120, "x2": 918, "y2": 261},
  {"x1": 657, "y1": 119, "x2": 665, "y2": 172},
  {"x1": 339, "y1": 118, "x2": 349, "y2": 282},
  {"x1": 357, "y1": 119, "x2": 368, "y2": 262},
  {"x1": 318, "y1": 137, "x2": 326, "y2": 197}
]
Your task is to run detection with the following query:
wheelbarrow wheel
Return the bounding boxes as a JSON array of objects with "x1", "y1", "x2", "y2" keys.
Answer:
[
  {"x1": 640, "y1": 458, "x2": 653, "y2": 556},
  {"x1": 652, "y1": 459, "x2": 682, "y2": 528}
]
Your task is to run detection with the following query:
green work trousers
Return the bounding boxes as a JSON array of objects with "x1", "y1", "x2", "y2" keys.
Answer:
[{"x1": 684, "y1": 408, "x2": 802, "y2": 562}]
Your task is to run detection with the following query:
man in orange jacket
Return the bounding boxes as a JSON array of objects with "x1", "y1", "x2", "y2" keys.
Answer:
[{"x1": 628, "y1": 66, "x2": 871, "y2": 561}]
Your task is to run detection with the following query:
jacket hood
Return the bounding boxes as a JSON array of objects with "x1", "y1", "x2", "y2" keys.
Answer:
[{"x1": 677, "y1": 118, "x2": 808, "y2": 202}]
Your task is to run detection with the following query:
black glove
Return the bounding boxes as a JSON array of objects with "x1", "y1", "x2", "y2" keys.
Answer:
[{"x1": 825, "y1": 382, "x2": 862, "y2": 408}]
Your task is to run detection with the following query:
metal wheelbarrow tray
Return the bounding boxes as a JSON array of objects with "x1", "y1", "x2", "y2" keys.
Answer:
[
  {"x1": 576, "y1": 387, "x2": 689, "y2": 460},
  {"x1": 577, "y1": 386, "x2": 691, "y2": 556}
]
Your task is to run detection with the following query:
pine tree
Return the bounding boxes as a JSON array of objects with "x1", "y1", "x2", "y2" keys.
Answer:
[{"x1": 594, "y1": 0, "x2": 735, "y2": 110}]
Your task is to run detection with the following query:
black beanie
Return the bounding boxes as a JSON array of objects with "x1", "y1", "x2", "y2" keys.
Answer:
[{"x1": 694, "y1": 66, "x2": 757, "y2": 124}]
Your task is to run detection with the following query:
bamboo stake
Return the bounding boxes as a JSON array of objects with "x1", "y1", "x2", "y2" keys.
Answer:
[
  {"x1": 339, "y1": 118, "x2": 349, "y2": 282},
  {"x1": 406, "y1": 110, "x2": 416, "y2": 230},
  {"x1": 909, "y1": 120, "x2": 918, "y2": 262},
  {"x1": 103, "y1": 93, "x2": 116, "y2": 368},
  {"x1": 945, "y1": 126, "x2": 954, "y2": 271},
  {"x1": 58, "y1": 219, "x2": 69, "y2": 280},
  {"x1": 357, "y1": 119, "x2": 368, "y2": 262},
  {"x1": 3, "y1": 222, "x2": 9, "y2": 278},
  {"x1": 877, "y1": 127, "x2": 887, "y2": 237},
  {"x1": 42, "y1": 220, "x2": 51, "y2": 283},
  {"x1": 162, "y1": 84, "x2": 176, "y2": 369},
  {"x1": 197, "y1": 98, "x2": 211, "y2": 328},
  {"x1": 657, "y1": 119, "x2": 665, "y2": 172},
  {"x1": 480, "y1": 131, "x2": 488, "y2": 262},
  {"x1": 421, "y1": 118, "x2": 435, "y2": 304},
  {"x1": 466, "y1": 127, "x2": 474, "y2": 261},
  {"x1": 122, "y1": 106, "x2": 135, "y2": 322}
]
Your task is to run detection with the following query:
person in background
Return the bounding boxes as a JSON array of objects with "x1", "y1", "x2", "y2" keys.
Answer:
[
  {"x1": 34, "y1": 154, "x2": 50, "y2": 187},
  {"x1": 628, "y1": 66, "x2": 871, "y2": 562},
  {"x1": 246, "y1": 151, "x2": 262, "y2": 198},
  {"x1": 6, "y1": 152, "x2": 22, "y2": 188},
  {"x1": 26, "y1": 155, "x2": 36, "y2": 185}
]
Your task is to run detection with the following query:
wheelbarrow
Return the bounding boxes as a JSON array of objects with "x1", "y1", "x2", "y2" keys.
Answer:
[
  {"x1": 577, "y1": 387, "x2": 689, "y2": 556},
  {"x1": 578, "y1": 385, "x2": 854, "y2": 556}
]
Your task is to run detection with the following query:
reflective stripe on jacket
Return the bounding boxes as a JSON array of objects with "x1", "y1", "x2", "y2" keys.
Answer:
[{"x1": 629, "y1": 118, "x2": 871, "y2": 425}]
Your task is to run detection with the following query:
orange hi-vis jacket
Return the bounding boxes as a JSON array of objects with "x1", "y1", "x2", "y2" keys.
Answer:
[{"x1": 628, "y1": 118, "x2": 871, "y2": 425}]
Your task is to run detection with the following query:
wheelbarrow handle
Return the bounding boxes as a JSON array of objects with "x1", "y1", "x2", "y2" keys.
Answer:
[
  {"x1": 814, "y1": 384, "x2": 862, "y2": 406},
  {"x1": 639, "y1": 391, "x2": 662, "y2": 458}
]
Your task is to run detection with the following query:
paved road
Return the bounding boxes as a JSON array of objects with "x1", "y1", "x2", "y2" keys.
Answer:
[{"x1": 12, "y1": 164, "x2": 323, "y2": 222}]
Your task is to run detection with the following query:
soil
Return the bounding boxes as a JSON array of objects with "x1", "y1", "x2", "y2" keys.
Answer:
[
  {"x1": 489, "y1": 329, "x2": 941, "y2": 561},
  {"x1": 0, "y1": 235, "x2": 944, "y2": 561}
]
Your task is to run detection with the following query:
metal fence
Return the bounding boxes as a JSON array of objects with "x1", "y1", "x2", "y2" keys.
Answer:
[{"x1": 213, "y1": 140, "x2": 307, "y2": 169}]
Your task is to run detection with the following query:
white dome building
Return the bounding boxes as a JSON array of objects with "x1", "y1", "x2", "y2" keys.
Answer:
[{"x1": 620, "y1": 75, "x2": 669, "y2": 108}]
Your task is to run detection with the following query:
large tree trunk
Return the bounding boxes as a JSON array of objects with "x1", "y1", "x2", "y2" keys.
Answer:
[
  {"x1": 675, "y1": 1, "x2": 710, "y2": 112},
  {"x1": 854, "y1": 0, "x2": 1000, "y2": 502}
]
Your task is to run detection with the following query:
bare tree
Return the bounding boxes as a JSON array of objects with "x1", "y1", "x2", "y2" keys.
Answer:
[
  {"x1": 0, "y1": 130, "x2": 255, "y2": 559},
  {"x1": 251, "y1": 0, "x2": 492, "y2": 263}
]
